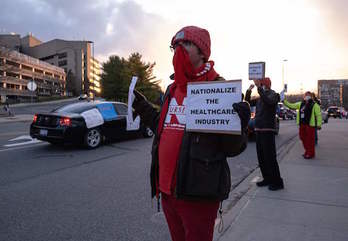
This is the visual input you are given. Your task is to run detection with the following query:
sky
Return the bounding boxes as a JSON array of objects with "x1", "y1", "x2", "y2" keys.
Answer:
[{"x1": 1, "y1": 0, "x2": 348, "y2": 94}]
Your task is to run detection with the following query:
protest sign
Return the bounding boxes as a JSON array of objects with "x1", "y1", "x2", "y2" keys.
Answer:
[
  {"x1": 186, "y1": 80, "x2": 242, "y2": 135},
  {"x1": 127, "y1": 76, "x2": 140, "y2": 131},
  {"x1": 249, "y1": 62, "x2": 265, "y2": 80}
]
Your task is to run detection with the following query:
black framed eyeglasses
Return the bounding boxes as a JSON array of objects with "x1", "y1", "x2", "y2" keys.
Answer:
[{"x1": 170, "y1": 40, "x2": 193, "y2": 52}]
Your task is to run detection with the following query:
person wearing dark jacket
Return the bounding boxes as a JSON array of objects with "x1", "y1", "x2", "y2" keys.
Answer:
[
  {"x1": 245, "y1": 78, "x2": 284, "y2": 191},
  {"x1": 132, "y1": 26, "x2": 250, "y2": 241}
]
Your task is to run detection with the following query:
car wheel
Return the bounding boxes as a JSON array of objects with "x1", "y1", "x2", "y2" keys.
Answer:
[
  {"x1": 84, "y1": 128, "x2": 102, "y2": 149},
  {"x1": 143, "y1": 127, "x2": 154, "y2": 138}
]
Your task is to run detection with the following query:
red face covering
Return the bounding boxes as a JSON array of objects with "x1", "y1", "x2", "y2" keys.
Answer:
[{"x1": 172, "y1": 46, "x2": 218, "y2": 90}]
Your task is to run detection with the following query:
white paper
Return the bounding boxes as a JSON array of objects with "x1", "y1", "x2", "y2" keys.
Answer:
[
  {"x1": 280, "y1": 90, "x2": 285, "y2": 102},
  {"x1": 127, "y1": 76, "x2": 140, "y2": 130},
  {"x1": 81, "y1": 108, "x2": 104, "y2": 129},
  {"x1": 186, "y1": 80, "x2": 242, "y2": 134}
]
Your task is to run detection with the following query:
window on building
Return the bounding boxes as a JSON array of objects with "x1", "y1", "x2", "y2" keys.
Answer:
[
  {"x1": 58, "y1": 60, "x2": 67, "y2": 67},
  {"x1": 45, "y1": 72, "x2": 53, "y2": 77},
  {"x1": 6, "y1": 60, "x2": 20, "y2": 68},
  {"x1": 40, "y1": 54, "x2": 55, "y2": 61},
  {"x1": 22, "y1": 64, "x2": 32, "y2": 71},
  {"x1": 0, "y1": 58, "x2": 4, "y2": 66},
  {"x1": 6, "y1": 72, "x2": 20, "y2": 78},
  {"x1": 0, "y1": 70, "x2": 3, "y2": 76},
  {"x1": 58, "y1": 52, "x2": 67, "y2": 59},
  {"x1": 34, "y1": 68, "x2": 44, "y2": 74},
  {"x1": 35, "y1": 78, "x2": 43, "y2": 83},
  {"x1": 22, "y1": 75, "x2": 32, "y2": 80}
]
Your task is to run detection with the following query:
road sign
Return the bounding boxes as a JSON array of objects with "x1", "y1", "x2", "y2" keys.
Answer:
[{"x1": 27, "y1": 81, "x2": 37, "y2": 91}]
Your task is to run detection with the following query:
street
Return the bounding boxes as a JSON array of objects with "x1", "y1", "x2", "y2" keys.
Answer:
[{"x1": 0, "y1": 112, "x2": 300, "y2": 241}]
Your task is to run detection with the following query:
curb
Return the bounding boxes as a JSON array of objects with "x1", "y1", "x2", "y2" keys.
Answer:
[{"x1": 213, "y1": 134, "x2": 298, "y2": 240}]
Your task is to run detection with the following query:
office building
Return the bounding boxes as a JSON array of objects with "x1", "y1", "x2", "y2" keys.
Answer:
[
  {"x1": 0, "y1": 46, "x2": 66, "y2": 103},
  {"x1": 318, "y1": 79, "x2": 348, "y2": 109},
  {"x1": 0, "y1": 33, "x2": 101, "y2": 97}
]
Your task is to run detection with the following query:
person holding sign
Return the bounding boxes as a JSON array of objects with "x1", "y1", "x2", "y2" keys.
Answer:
[
  {"x1": 282, "y1": 91, "x2": 321, "y2": 159},
  {"x1": 132, "y1": 26, "x2": 250, "y2": 241},
  {"x1": 245, "y1": 77, "x2": 284, "y2": 191}
]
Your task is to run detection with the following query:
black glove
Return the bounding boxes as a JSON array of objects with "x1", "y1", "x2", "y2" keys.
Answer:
[
  {"x1": 133, "y1": 89, "x2": 147, "y2": 103},
  {"x1": 233, "y1": 101, "x2": 251, "y2": 131}
]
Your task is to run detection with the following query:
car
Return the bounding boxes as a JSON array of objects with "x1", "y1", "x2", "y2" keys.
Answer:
[
  {"x1": 30, "y1": 101, "x2": 153, "y2": 149},
  {"x1": 248, "y1": 106, "x2": 280, "y2": 139},
  {"x1": 277, "y1": 103, "x2": 295, "y2": 120},
  {"x1": 327, "y1": 106, "x2": 341, "y2": 118},
  {"x1": 321, "y1": 110, "x2": 329, "y2": 123},
  {"x1": 78, "y1": 94, "x2": 89, "y2": 101}
]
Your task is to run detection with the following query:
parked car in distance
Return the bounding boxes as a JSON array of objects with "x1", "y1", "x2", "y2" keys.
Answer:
[
  {"x1": 321, "y1": 110, "x2": 328, "y2": 123},
  {"x1": 248, "y1": 106, "x2": 280, "y2": 139},
  {"x1": 30, "y1": 101, "x2": 153, "y2": 149},
  {"x1": 277, "y1": 103, "x2": 295, "y2": 120},
  {"x1": 327, "y1": 106, "x2": 341, "y2": 118}
]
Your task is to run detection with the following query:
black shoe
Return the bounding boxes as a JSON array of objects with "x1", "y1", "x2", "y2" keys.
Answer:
[
  {"x1": 256, "y1": 180, "x2": 270, "y2": 187},
  {"x1": 268, "y1": 183, "x2": 284, "y2": 191}
]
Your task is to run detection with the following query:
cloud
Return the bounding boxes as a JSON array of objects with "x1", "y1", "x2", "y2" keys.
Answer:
[{"x1": 0, "y1": 0, "x2": 177, "y2": 86}]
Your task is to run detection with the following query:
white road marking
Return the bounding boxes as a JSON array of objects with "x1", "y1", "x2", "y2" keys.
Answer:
[
  {"x1": 4, "y1": 135, "x2": 42, "y2": 147},
  {"x1": 9, "y1": 135, "x2": 32, "y2": 142},
  {"x1": 0, "y1": 142, "x2": 46, "y2": 152}
]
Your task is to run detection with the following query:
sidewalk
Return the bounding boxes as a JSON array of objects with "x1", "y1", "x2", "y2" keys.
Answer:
[{"x1": 216, "y1": 120, "x2": 348, "y2": 241}]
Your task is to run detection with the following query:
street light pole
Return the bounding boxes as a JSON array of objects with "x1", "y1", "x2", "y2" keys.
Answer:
[{"x1": 282, "y1": 59, "x2": 288, "y2": 92}]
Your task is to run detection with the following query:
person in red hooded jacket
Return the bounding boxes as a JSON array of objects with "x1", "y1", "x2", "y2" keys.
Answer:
[{"x1": 132, "y1": 26, "x2": 250, "y2": 241}]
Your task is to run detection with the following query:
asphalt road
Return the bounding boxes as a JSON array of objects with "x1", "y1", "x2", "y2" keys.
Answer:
[{"x1": 0, "y1": 118, "x2": 300, "y2": 241}]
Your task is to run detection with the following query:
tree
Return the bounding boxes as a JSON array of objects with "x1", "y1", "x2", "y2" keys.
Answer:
[{"x1": 101, "y1": 53, "x2": 163, "y2": 103}]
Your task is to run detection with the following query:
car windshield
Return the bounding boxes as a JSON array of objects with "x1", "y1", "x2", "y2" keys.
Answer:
[{"x1": 53, "y1": 102, "x2": 97, "y2": 114}]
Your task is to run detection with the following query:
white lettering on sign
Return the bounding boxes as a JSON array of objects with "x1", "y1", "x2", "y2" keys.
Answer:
[
  {"x1": 249, "y1": 62, "x2": 265, "y2": 80},
  {"x1": 186, "y1": 80, "x2": 242, "y2": 135}
]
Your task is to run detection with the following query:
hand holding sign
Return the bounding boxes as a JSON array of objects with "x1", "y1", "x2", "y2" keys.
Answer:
[{"x1": 248, "y1": 84, "x2": 255, "y2": 91}]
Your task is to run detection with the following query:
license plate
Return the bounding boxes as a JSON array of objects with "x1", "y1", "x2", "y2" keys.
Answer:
[{"x1": 40, "y1": 129, "x2": 48, "y2": 136}]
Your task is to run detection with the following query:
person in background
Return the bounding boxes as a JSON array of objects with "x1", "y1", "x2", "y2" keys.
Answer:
[
  {"x1": 245, "y1": 78, "x2": 284, "y2": 191},
  {"x1": 283, "y1": 91, "x2": 322, "y2": 159},
  {"x1": 311, "y1": 92, "x2": 321, "y2": 145},
  {"x1": 132, "y1": 26, "x2": 250, "y2": 241}
]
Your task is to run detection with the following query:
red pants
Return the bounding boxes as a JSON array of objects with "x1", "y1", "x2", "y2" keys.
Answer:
[
  {"x1": 161, "y1": 193, "x2": 219, "y2": 241},
  {"x1": 299, "y1": 124, "x2": 315, "y2": 157}
]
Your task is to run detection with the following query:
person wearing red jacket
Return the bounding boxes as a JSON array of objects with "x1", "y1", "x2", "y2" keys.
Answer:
[{"x1": 133, "y1": 26, "x2": 250, "y2": 241}]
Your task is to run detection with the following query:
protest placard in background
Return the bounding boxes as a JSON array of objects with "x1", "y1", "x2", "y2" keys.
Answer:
[
  {"x1": 249, "y1": 62, "x2": 265, "y2": 80},
  {"x1": 186, "y1": 80, "x2": 242, "y2": 135}
]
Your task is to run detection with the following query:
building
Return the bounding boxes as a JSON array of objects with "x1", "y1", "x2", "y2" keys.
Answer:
[
  {"x1": 90, "y1": 57, "x2": 102, "y2": 94},
  {"x1": 0, "y1": 33, "x2": 102, "y2": 97},
  {"x1": 318, "y1": 79, "x2": 348, "y2": 109},
  {"x1": 0, "y1": 46, "x2": 66, "y2": 103}
]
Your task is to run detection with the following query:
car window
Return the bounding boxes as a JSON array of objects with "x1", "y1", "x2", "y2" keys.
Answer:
[
  {"x1": 114, "y1": 103, "x2": 128, "y2": 115},
  {"x1": 54, "y1": 102, "x2": 96, "y2": 114}
]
